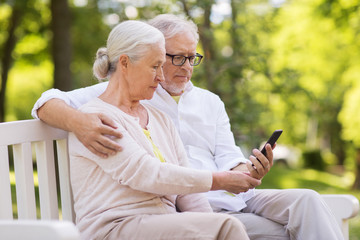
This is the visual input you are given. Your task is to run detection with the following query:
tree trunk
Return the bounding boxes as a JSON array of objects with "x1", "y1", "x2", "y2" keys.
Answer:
[
  {"x1": 352, "y1": 148, "x2": 360, "y2": 189},
  {"x1": 198, "y1": 0, "x2": 217, "y2": 93},
  {"x1": 228, "y1": 0, "x2": 245, "y2": 104},
  {"x1": 51, "y1": 0, "x2": 72, "y2": 91},
  {"x1": 0, "y1": 5, "x2": 23, "y2": 122},
  {"x1": 181, "y1": 0, "x2": 216, "y2": 93}
]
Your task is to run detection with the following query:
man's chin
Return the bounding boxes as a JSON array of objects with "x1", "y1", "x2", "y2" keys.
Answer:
[{"x1": 160, "y1": 83, "x2": 185, "y2": 96}]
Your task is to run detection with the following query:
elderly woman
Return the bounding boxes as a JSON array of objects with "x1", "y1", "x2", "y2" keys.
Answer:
[{"x1": 69, "y1": 20, "x2": 258, "y2": 240}]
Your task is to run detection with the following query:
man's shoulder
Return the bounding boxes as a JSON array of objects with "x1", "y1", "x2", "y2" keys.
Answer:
[{"x1": 190, "y1": 85, "x2": 222, "y2": 102}]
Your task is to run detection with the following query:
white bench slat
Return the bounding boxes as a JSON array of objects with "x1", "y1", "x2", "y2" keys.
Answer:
[
  {"x1": 56, "y1": 139, "x2": 75, "y2": 222},
  {"x1": 0, "y1": 119, "x2": 67, "y2": 146},
  {"x1": 35, "y1": 140, "x2": 59, "y2": 220},
  {"x1": 0, "y1": 145, "x2": 13, "y2": 219},
  {"x1": 13, "y1": 143, "x2": 37, "y2": 219}
]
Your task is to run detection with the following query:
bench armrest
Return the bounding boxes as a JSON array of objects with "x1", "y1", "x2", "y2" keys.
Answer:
[
  {"x1": 322, "y1": 194, "x2": 359, "y2": 240},
  {"x1": 0, "y1": 220, "x2": 80, "y2": 240}
]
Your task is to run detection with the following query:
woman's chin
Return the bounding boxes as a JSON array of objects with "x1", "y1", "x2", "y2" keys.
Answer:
[{"x1": 144, "y1": 94, "x2": 155, "y2": 100}]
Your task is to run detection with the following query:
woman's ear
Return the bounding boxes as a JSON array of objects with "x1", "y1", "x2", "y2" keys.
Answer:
[{"x1": 119, "y1": 54, "x2": 129, "y2": 70}]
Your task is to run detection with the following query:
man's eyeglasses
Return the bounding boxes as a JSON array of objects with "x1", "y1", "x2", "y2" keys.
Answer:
[{"x1": 166, "y1": 53, "x2": 203, "y2": 66}]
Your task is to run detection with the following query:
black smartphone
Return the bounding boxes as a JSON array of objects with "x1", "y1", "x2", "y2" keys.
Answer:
[{"x1": 260, "y1": 129, "x2": 283, "y2": 158}]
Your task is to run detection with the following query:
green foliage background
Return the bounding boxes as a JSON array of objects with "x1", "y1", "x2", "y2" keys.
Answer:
[
  {"x1": 2, "y1": 0, "x2": 359, "y2": 151},
  {"x1": 1, "y1": 0, "x2": 360, "y2": 236}
]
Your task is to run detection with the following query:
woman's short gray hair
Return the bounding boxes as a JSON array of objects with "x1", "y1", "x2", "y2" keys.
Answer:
[
  {"x1": 148, "y1": 14, "x2": 199, "y2": 43},
  {"x1": 93, "y1": 20, "x2": 164, "y2": 80}
]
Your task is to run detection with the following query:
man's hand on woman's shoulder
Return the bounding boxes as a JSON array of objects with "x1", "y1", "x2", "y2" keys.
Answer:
[{"x1": 74, "y1": 112, "x2": 123, "y2": 158}]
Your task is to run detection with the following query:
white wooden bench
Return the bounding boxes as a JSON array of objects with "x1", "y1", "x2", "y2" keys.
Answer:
[
  {"x1": 0, "y1": 119, "x2": 359, "y2": 239},
  {"x1": 0, "y1": 119, "x2": 79, "y2": 240}
]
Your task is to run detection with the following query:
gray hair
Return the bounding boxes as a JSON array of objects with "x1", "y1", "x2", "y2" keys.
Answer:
[
  {"x1": 148, "y1": 14, "x2": 199, "y2": 43},
  {"x1": 93, "y1": 20, "x2": 165, "y2": 80}
]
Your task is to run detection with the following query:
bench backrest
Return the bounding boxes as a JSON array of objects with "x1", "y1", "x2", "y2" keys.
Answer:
[
  {"x1": 0, "y1": 119, "x2": 75, "y2": 222},
  {"x1": 0, "y1": 119, "x2": 358, "y2": 239}
]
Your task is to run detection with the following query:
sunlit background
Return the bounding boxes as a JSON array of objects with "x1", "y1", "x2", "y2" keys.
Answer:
[{"x1": 1, "y1": 0, "x2": 360, "y2": 237}]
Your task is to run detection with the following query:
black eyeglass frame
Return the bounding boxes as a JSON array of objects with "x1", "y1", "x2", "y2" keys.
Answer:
[{"x1": 166, "y1": 53, "x2": 203, "y2": 66}]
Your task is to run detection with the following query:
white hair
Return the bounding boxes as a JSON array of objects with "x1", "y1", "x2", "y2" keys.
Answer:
[
  {"x1": 93, "y1": 20, "x2": 165, "y2": 80},
  {"x1": 148, "y1": 14, "x2": 199, "y2": 43}
]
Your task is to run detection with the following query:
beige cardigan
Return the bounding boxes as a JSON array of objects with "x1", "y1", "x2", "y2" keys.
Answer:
[{"x1": 69, "y1": 98, "x2": 213, "y2": 239}]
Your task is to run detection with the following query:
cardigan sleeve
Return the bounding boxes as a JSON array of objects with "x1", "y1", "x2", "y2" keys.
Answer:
[{"x1": 69, "y1": 123, "x2": 212, "y2": 196}]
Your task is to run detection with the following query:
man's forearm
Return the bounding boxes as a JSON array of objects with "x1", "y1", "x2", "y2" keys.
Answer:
[
  {"x1": 37, "y1": 98, "x2": 123, "y2": 157},
  {"x1": 37, "y1": 98, "x2": 81, "y2": 132}
]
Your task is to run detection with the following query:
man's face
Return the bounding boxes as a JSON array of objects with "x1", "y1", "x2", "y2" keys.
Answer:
[{"x1": 161, "y1": 31, "x2": 197, "y2": 96}]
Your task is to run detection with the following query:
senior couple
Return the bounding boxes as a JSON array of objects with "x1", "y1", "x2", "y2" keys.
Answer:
[{"x1": 32, "y1": 14, "x2": 343, "y2": 240}]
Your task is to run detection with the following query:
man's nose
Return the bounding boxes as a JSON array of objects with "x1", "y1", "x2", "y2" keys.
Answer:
[{"x1": 181, "y1": 58, "x2": 192, "y2": 70}]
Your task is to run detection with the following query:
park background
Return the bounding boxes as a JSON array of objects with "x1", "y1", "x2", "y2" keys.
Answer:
[{"x1": 1, "y1": 0, "x2": 360, "y2": 238}]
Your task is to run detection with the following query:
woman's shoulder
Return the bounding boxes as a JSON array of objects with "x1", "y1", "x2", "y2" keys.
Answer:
[
  {"x1": 78, "y1": 98, "x2": 126, "y2": 122},
  {"x1": 142, "y1": 103, "x2": 172, "y2": 124},
  {"x1": 79, "y1": 98, "x2": 116, "y2": 113},
  {"x1": 79, "y1": 98, "x2": 105, "y2": 111}
]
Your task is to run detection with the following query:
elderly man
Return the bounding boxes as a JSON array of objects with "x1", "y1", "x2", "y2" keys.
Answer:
[{"x1": 32, "y1": 14, "x2": 343, "y2": 240}]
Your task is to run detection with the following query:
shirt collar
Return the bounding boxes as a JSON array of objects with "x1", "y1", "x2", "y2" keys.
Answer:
[{"x1": 184, "y1": 81, "x2": 194, "y2": 93}]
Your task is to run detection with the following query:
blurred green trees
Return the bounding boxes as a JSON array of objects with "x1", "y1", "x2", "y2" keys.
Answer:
[
  {"x1": 269, "y1": 0, "x2": 360, "y2": 187},
  {"x1": 1, "y1": 0, "x2": 360, "y2": 187}
]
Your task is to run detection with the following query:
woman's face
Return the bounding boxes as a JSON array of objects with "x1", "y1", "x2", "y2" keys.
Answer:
[{"x1": 126, "y1": 41, "x2": 166, "y2": 100}]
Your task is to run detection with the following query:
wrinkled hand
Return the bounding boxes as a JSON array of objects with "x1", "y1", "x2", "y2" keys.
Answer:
[
  {"x1": 211, "y1": 171, "x2": 261, "y2": 194},
  {"x1": 73, "y1": 112, "x2": 123, "y2": 158},
  {"x1": 231, "y1": 163, "x2": 249, "y2": 173},
  {"x1": 246, "y1": 143, "x2": 274, "y2": 180}
]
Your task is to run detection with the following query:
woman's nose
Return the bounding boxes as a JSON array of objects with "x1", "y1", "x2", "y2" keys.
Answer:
[{"x1": 157, "y1": 67, "x2": 165, "y2": 82}]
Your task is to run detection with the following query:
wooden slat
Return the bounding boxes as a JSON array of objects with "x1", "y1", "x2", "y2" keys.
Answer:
[
  {"x1": 0, "y1": 145, "x2": 13, "y2": 219},
  {"x1": 56, "y1": 139, "x2": 75, "y2": 222},
  {"x1": 35, "y1": 140, "x2": 59, "y2": 220},
  {"x1": 0, "y1": 120, "x2": 67, "y2": 145},
  {"x1": 0, "y1": 120, "x2": 71, "y2": 222},
  {"x1": 13, "y1": 143, "x2": 37, "y2": 219}
]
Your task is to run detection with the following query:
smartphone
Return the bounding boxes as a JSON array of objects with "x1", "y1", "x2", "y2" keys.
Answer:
[{"x1": 260, "y1": 129, "x2": 283, "y2": 158}]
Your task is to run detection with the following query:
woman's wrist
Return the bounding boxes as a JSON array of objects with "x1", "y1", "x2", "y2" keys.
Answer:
[{"x1": 211, "y1": 171, "x2": 226, "y2": 191}]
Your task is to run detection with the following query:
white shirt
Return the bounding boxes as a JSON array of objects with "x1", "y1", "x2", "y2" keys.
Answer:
[{"x1": 32, "y1": 81, "x2": 255, "y2": 211}]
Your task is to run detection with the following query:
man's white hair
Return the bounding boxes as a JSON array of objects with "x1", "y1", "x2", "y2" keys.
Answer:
[{"x1": 148, "y1": 14, "x2": 199, "y2": 43}]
